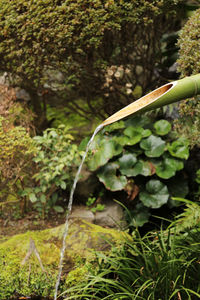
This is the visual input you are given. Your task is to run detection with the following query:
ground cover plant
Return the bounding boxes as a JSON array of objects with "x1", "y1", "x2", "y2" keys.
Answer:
[{"x1": 82, "y1": 116, "x2": 190, "y2": 226}]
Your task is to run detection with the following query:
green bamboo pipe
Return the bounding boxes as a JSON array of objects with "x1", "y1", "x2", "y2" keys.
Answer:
[{"x1": 101, "y1": 73, "x2": 200, "y2": 126}]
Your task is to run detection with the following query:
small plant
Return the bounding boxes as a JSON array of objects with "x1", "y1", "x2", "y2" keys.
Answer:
[
  {"x1": 91, "y1": 204, "x2": 105, "y2": 213},
  {"x1": 20, "y1": 125, "x2": 81, "y2": 218},
  {"x1": 85, "y1": 116, "x2": 190, "y2": 226},
  {"x1": 86, "y1": 196, "x2": 97, "y2": 207},
  {"x1": 86, "y1": 195, "x2": 105, "y2": 213}
]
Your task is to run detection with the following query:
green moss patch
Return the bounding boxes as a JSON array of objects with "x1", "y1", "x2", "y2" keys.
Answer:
[{"x1": 0, "y1": 219, "x2": 128, "y2": 299}]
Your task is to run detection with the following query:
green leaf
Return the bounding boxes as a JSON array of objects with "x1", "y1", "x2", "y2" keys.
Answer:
[
  {"x1": 168, "y1": 176, "x2": 189, "y2": 201},
  {"x1": 118, "y1": 153, "x2": 137, "y2": 177},
  {"x1": 125, "y1": 116, "x2": 150, "y2": 128},
  {"x1": 140, "y1": 180, "x2": 169, "y2": 208},
  {"x1": 142, "y1": 129, "x2": 152, "y2": 137},
  {"x1": 154, "y1": 120, "x2": 171, "y2": 136},
  {"x1": 113, "y1": 136, "x2": 130, "y2": 146},
  {"x1": 29, "y1": 193, "x2": 37, "y2": 203},
  {"x1": 78, "y1": 137, "x2": 90, "y2": 151},
  {"x1": 103, "y1": 120, "x2": 125, "y2": 132},
  {"x1": 124, "y1": 127, "x2": 144, "y2": 145},
  {"x1": 156, "y1": 157, "x2": 184, "y2": 179},
  {"x1": 128, "y1": 203, "x2": 150, "y2": 227},
  {"x1": 196, "y1": 169, "x2": 200, "y2": 184},
  {"x1": 53, "y1": 205, "x2": 64, "y2": 213},
  {"x1": 128, "y1": 160, "x2": 143, "y2": 176},
  {"x1": 88, "y1": 140, "x2": 123, "y2": 171},
  {"x1": 97, "y1": 163, "x2": 127, "y2": 191},
  {"x1": 52, "y1": 193, "x2": 58, "y2": 203},
  {"x1": 40, "y1": 194, "x2": 46, "y2": 204},
  {"x1": 60, "y1": 181, "x2": 67, "y2": 189},
  {"x1": 167, "y1": 138, "x2": 189, "y2": 159},
  {"x1": 138, "y1": 160, "x2": 153, "y2": 176},
  {"x1": 140, "y1": 135, "x2": 165, "y2": 157}
]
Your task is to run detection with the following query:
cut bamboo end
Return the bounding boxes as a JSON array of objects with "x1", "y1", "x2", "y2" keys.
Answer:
[{"x1": 101, "y1": 82, "x2": 175, "y2": 126}]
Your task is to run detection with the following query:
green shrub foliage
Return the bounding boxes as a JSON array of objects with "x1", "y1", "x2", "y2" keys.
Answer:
[
  {"x1": 20, "y1": 125, "x2": 81, "y2": 217},
  {"x1": 0, "y1": 86, "x2": 35, "y2": 213},
  {"x1": 0, "y1": 117, "x2": 35, "y2": 205},
  {"x1": 85, "y1": 117, "x2": 190, "y2": 226},
  {"x1": 0, "y1": 0, "x2": 183, "y2": 120},
  {"x1": 176, "y1": 8, "x2": 200, "y2": 147}
]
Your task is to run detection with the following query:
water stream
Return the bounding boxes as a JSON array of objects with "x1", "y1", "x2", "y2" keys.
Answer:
[{"x1": 54, "y1": 124, "x2": 104, "y2": 300}]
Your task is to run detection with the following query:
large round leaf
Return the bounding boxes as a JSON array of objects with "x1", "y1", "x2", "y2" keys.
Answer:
[
  {"x1": 167, "y1": 138, "x2": 189, "y2": 159},
  {"x1": 142, "y1": 129, "x2": 152, "y2": 138},
  {"x1": 103, "y1": 121, "x2": 125, "y2": 133},
  {"x1": 118, "y1": 155, "x2": 152, "y2": 177},
  {"x1": 156, "y1": 157, "x2": 184, "y2": 179},
  {"x1": 128, "y1": 203, "x2": 150, "y2": 227},
  {"x1": 125, "y1": 116, "x2": 150, "y2": 128},
  {"x1": 139, "y1": 160, "x2": 153, "y2": 176},
  {"x1": 140, "y1": 135, "x2": 165, "y2": 157},
  {"x1": 154, "y1": 120, "x2": 171, "y2": 136},
  {"x1": 97, "y1": 163, "x2": 127, "y2": 191},
  {"x1": 168, "y1": 176, "x2": 189, "y2": 198},
  {"x1": 88, "y1": 140, "x2": 123, "y2": 171},
  {"x1": 113, "y1": 135, "x2": 130, "y2": 146},
  {"x1": 124, "y1": 127, "x2": 144, "y2": 145},
  {"x1": 168, "y1": 177, "x2": 189, "y2": 208},
  {"x1": 118, "y1": 153, "x2": 137, "y2": 177},
  {"x1": 140, "y1": 180, "x2": 169, "y2": 208}
]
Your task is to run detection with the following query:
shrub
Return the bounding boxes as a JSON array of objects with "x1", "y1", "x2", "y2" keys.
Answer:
[
  {"x1": 0, "y1": 0, "x2": 183, "y2": 122},
  {"x1": 20, "y1": 125, "x2": 81, "y2": 218},
  {"x1": 0, "y1": 86, "x2": 35, "y2": 215},
  {"x1": 82, "y1": 116, "x2": 190, "y2": 226},
  {"x1": 176, "y1": 8, "x2": 200, "y2": 147}
]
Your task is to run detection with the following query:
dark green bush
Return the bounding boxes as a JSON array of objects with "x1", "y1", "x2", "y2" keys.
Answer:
[
  {"x1": 176, "y1": 8, "x2": 200, "y2": 147},
  {"x1": 0, "y1": 0, "x2": 183, "y2": 122}
]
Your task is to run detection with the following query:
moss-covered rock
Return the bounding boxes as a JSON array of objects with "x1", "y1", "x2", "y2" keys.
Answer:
[{"x1": 0, "y1": 219, "x2": 129, "y2": 299}]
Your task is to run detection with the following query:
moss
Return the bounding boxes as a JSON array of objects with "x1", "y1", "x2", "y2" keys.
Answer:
[{"x1": 0, "y1": 219, "x2": 129, "y2": 299}]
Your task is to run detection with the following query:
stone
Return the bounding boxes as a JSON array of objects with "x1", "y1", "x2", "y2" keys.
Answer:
[
  {"x1": 75, "y1": 167, "x2": 100, "y2": 199},
  {"x1": 15, "y1": 88, "x2": 30, "y2": 102},
  {"x1": 70, "y1": 205, "x2": 95, "y2": 223},
  {"x1": 95, "y1": 201, "x2": 127, "y2": 229}
]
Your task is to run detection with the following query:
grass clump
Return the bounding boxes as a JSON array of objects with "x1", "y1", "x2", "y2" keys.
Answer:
[{"x1": 63, "y1": 202, "x2": 200, "y2": 299}]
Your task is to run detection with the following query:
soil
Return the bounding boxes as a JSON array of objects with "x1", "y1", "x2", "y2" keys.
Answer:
[{"x1": 0, "y1": 211, "x2": 66, "y2": 237}]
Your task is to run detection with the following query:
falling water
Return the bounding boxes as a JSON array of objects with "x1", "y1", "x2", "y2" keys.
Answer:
[{"x1": 54, "y1": 124, "x2": 104, "y2": 300}]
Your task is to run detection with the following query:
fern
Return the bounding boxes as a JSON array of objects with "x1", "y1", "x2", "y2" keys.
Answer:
[{"x1": 170, "y1": 197, "x2": 200, "y2": 232}]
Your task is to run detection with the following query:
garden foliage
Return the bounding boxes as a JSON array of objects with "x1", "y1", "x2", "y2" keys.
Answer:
[
  {"x1": 0, "y1": 86, "x2": 35, "y2": 212},
  {"x1": 176, "y1": 8, "x2": 200, "y2": 147},
  {"x1": 84, "y1": 116, "x2": 190, "y2": 226},
  {"x1": 0, "y1": 0, "x2": 183, "y2": 122},
  {"x1": 20, "y1": 126, "x2": 81, "y2": 217},
  {"x1": 64, "y1": 201, "x2": 200, "y2": 299}
]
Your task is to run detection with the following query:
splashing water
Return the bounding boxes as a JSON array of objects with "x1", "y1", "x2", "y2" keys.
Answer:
[{"x1": 54, "y1": 124, "x2": 103, "y2": 300}]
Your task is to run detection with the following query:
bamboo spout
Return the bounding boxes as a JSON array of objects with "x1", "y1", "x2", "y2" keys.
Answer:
[{"x1": 101, "y1": 74, "x2": 200, "y2": 127}]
